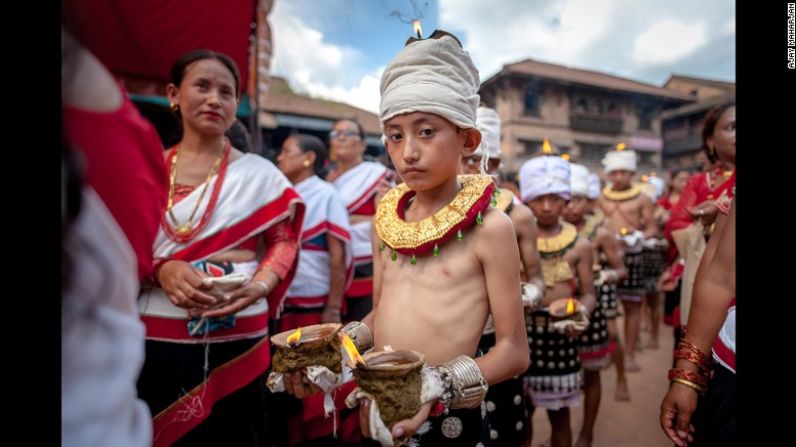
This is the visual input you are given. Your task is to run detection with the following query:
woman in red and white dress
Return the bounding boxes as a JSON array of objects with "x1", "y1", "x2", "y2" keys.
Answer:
[
  {"x1": 325, "y1": 118, "x2": 393, "y2": 322},
  {"x1": 136, "y1": 50, "x2": 304, "y2": 447}
]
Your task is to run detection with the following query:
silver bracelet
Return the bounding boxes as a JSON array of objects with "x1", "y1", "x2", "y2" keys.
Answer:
[
  {"x1": 434, "y1": 355, "x2": 488, "y2": 409},
  {"x1": 342, "y1": 321, "x2": 374, "y2": 352}
]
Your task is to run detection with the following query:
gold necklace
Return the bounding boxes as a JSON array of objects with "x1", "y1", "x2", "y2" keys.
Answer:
[
  {"x1": 602, "y1": 184, "x2": 641, "y2": 201},
  {"x1": 375, "y1": 174, "x2": 495, "y2": 260},
  {"x1": 167, "y1": 143, "x2": 225, "y2": 236}
]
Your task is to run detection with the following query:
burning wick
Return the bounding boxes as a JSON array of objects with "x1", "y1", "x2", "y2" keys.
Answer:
[
  {"x1": 619, "y1": 227, "x2": 629, "y2": 236},
  {"x1": 542, "y1": 138, "x2": 553, "y2": 154},
  {"x1": 286, "y1": 327, "x2": 302, "y2": 347},
  {"x1": 341, "y1": 334, "x2": 367, "y2": 368},
  {"x1": 566, "y1": 298, "x2": 576, "y2": 315},
  {"x1": 413, "y1": 19, "x2": 422, "y2": 39}
]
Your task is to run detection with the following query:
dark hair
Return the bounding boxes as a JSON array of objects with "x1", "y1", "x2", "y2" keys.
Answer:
[
  {"x1": 700, "y1": 101, "x2": 735, "y2": 163},
  {"x1": 333, "y1": 118, "x2": 365, "y2": 141},
  {"x1": 292, "y1": 133, "x2": 329, "y2": 176},
  {"x1": 171, "y1": 49, "x2": 241, "y2": 96},
  {"x1": 226, "y1": 120, "x2": 253, "y2": 152},
  {"x1": 169, "y1": 50, "x2": 241, "y2": 124}
]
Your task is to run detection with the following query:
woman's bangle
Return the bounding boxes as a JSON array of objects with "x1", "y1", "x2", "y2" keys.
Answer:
[
  {"x1": 253, "y1": 280, "x2": 270, "y2": 297},
  {"x1": 671, "y1": 378, "x2": 706, "y2": 394}
]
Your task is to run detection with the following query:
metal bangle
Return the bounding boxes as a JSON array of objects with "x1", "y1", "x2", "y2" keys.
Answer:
[
  {"x1": 434, "y1": 355, "x2": 489, "y2": 409},
  {"x1": 342, "y1": 321, "x2": 374, "y2": 352}
]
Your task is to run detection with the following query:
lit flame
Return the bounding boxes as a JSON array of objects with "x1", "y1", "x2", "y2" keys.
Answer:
[
  {"x1": 619, "y1": 227, "x2": 629, "y2": 235},
  {"x1": 542, "y1": 138, "x2": 553, "y2": 154},
  {"x1": 616, "y1": 142, "x2": 626, "y2": 151},
  {"x1": 566, "y1": 298, "x2": 576, "y2": 315},
  {"x1": 413, "y1": 19, "x2": 422, "y2": 38},
  {"x1": 341, "y1": 334, "x2": 367, "y2": 368},
  {"x1": 561, "y1": 153, "x2": 571, "y2": 161},
  {"x1": 286, "y1": 327, "x2": 302, "y2": 347}
]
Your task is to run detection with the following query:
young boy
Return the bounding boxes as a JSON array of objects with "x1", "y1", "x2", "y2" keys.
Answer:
[
  {"x1": 519, "y1": 152, "x2": 596, "y2": 447},
  {"x1": 586, "y1": 172, "x2": 631, "y2": 402},
  {"x1": 463, "y1": 104, "x2": 544, "y2": 446},
  {"x1": 597, "y1": 144, "x2": 657, "y2": 371},
  {"x1": 285, "y1": 30, "x2": 529, "y2": 446},
  {"x1": 563, "y1": 163, "x2": 628, "y2": 446}
]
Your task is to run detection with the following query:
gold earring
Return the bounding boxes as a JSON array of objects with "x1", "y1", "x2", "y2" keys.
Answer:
[
  {"x1": 169, "y1": 102, "x2": 179, "y2": 112},
  {"x1": 303, "y1": 160, "x2": 311, "y2": 167}
]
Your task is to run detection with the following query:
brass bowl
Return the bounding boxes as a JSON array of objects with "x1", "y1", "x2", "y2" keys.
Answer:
[{"x1": 271, "y1": 323, "x2": 342, "y2": 350}]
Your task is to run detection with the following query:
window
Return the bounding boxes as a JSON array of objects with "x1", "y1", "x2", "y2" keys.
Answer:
[
  {"x1": 520, "y1": 139, "x2": 543, "y2": 155},
  {"x1": 638, "y1": 151, "x2": 657, "y2": 166},
  {"x1": 577, "y1": 142, "x2": 610, "y2": 162},
  {"x1": 639, "y1": 106, "x2": 654, "y2": 131},
  {"x1": 523, "y1": 81, "x2": 540, "y2": 116}
]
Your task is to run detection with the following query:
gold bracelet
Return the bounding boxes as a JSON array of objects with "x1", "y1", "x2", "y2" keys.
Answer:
[{"x1": 671, "y1": 378, "x2": 706, "y2": 394}]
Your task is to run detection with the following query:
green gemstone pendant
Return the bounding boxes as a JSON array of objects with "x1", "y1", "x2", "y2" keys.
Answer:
[
  {"x1": 433, "y1": 243, "x2": 440, "y2": 257},
  {"x1": 379, "y1": 241, "x2": 385, "y2": 252},
  {"x1": 476, "y1": 211, "x2": 484, "y2": 225},
  {"x1": 410, "y1": 254, "x2": 417, "y2": 265},
  {"x1": 391, "y1": 251, "x2": 397, "y2": 261},
  {"x1": 456, "y1": 229, "x2": 463, "y2": 241}
]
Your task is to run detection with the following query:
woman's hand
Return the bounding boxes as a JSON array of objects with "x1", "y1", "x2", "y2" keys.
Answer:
[
  {"x1": 321, "y1": 306, "x2": 342, "y2": 323},
  {"x1": 197, "y1": 281, "x2": 268, "y2": 319},
  {"x1": 659, "y1": 382, "x2": 698, "y2": 446},
  {"x1": 688, "y1": 200, "x2": 717, "y2": 225},
  {"x1": 157, "y1": 260, "x2": 218, "y2": 310}
]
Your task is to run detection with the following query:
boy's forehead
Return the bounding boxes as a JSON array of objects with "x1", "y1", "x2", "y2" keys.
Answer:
[
  {"x1": 531, "y1": 193, "x2": 566, "y2": 202},
  {"x1": 384, "y1": 111, "x2": 455, "y2": 128}
]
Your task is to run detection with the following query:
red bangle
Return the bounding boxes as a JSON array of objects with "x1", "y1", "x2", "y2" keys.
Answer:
[{"x1": 674, "y1": 349, "x2": 712, "y2": 374}]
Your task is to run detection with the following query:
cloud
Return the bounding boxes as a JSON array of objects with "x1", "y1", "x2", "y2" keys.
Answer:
[
  {"x1": 438, "y1": 0, "x2": 734, "y2": 84},
  {"x1": 632, "y1": 20, "x2": 707, "y2": 65},
  {"x1": 301, "y1": 68, "x2": 384, "y2": 114},
  {"x1": 269, "y1": 0, "x2": 381, "y2": 113}
]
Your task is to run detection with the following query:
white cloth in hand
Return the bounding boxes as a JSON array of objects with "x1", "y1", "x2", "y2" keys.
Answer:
[{"x1": 344, "y1": 366, "x2": 445, "y2": 446}]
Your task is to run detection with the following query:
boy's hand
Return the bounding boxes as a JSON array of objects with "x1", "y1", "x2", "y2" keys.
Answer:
[
  {"x1": 282, "y1": 371, "x2": 323, "y2": 399},
  {"x1": 390, "y1": 400, "x2": 434, "y2": 439}
]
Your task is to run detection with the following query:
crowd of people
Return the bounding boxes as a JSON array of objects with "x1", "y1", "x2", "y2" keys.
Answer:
[{"x1": 62, "y1": 21, "x2": 735, "y2": 447}]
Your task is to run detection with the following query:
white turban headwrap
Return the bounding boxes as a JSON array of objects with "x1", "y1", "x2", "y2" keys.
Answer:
[
  {"x1": 474, "y1": 106, "x2": 501, "y2": 159},
  {"x1": 519, "y1": 155, "x2": 571, "y2": 203},
  {"x1": 569, "y1": 163, "x2": 591, "y2": 197},
  {"x1": 379, "y1": 33, "x2": 480, "y2": 131},
  {"x1": 602, "y1": 149, "x2": 637, "y2": 173},
  {"x1": 588, "y1": 173, "x2": 601, "y2": 200}
]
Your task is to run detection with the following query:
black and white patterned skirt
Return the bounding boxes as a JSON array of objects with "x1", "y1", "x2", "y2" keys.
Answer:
[
  {"x1": 578, "y1": 304, "x2": 611, "y2": 371},
  {"x1": 617, "y1": 251, "x2": 646, "y2": 299},
  {"x1": 523, "y1": 310, "x2": 583, "y2": 410}
]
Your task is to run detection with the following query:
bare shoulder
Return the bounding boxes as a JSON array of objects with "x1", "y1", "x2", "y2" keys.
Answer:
[
  {"x1": 479, "y1": 206, "x2": 515, "y2": 237},
  {"x1": 636, "y1": 193, "x2": 653, "y2": 207},
  {"x1": 510, "y1": 202, "x2": 535, "y2": 225}
]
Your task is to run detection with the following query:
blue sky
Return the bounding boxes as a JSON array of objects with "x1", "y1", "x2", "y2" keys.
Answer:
[{"x1": 270, "y1": 0, "x2": 735, "y2": 113}]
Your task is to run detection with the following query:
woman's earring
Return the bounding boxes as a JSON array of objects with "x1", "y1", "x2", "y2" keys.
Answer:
[{"x1": 303, "y1": 159, "x2": 311, "y2": 167}]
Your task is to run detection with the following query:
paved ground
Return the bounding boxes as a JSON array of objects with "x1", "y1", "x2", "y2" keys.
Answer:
[{"x1": 529, "y1": 317, "x2": 675, "y2": 447}]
